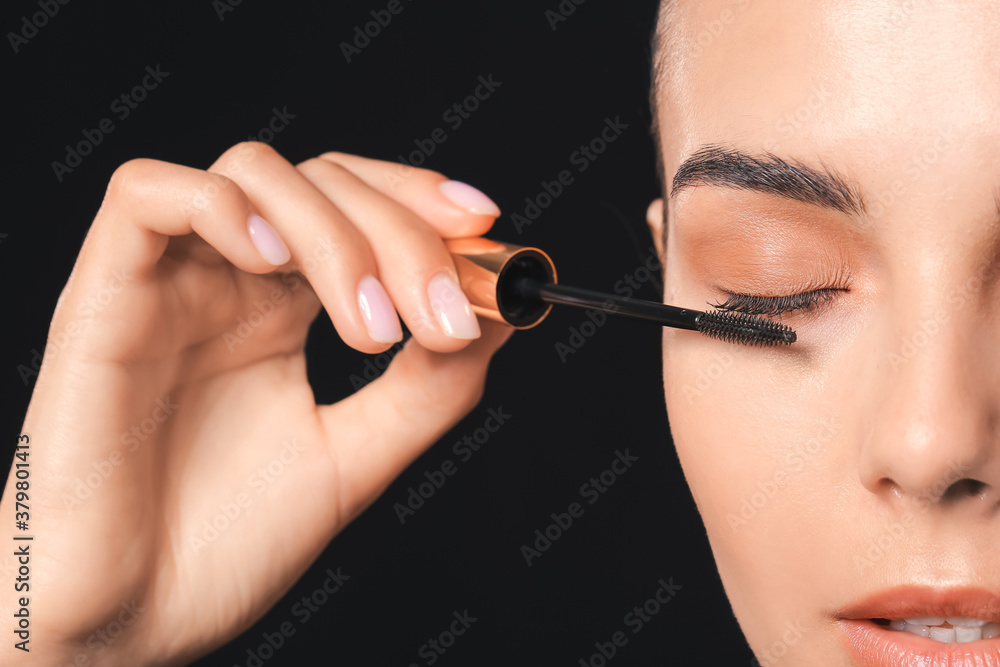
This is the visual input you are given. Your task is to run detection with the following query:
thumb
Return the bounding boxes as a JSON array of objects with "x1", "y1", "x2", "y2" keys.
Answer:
[{"x1": 318, "y1": 319, "x2": 515, "y2": 522}]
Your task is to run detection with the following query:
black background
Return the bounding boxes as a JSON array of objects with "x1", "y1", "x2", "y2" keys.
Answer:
[{"x1": 3, "y1": 0, "x2": 756, "y2": 664}]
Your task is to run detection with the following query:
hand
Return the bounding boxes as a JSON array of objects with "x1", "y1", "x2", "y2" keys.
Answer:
[{"x1": 0, "y1": 143, "x2": 512, "y2": 666}]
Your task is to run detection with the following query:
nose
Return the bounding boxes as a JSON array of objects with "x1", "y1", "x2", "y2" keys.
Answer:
[{"x1": 859, "y1": 310, "x2": 1000, "y2": 510}]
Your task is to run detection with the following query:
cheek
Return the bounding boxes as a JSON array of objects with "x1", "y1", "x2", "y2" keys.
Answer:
[
  {"x1": 661, "y1": 325, "x2": 809, "y2": 527},
  {"x1": 661, "y1": 324, "x2": 852, "y2": 658}
]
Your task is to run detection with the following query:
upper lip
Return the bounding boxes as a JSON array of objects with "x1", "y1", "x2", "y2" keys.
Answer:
[{"x1": 836, "y1": 586, "x2": 1000, "y2": 622}]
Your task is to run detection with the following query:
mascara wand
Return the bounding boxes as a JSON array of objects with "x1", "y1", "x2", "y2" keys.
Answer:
[
  {"x1": 514, "y1": 279, "x2": 796, "y2": 347},
  {"x1": 444, "y1": 237, "x2": 797, "y2": 347}
]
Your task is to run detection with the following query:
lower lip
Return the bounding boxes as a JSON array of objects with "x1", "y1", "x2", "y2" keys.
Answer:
[{"x1": 839, "y1": 619, "x2": 1000, "y2": 667}]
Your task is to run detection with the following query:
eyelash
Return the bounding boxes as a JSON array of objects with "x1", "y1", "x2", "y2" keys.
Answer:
[{"x1": 709, "y1": 288, "x2": 842, "y2": 317}]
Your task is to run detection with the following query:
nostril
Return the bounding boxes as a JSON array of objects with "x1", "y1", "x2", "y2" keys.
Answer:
[{"x1": 940, "y1": 478, "x2": 988, "y2": 503}]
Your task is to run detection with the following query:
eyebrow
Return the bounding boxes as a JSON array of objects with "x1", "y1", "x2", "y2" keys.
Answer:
[{"x1": 670, "y1": 144, "x2": 866, "y2": 216}]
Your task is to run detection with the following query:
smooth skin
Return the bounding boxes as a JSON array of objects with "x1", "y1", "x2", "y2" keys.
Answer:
[
  {"x1": 0, "y1": 143, "x2": 512, "y2": 666},
  {"x1": 649, "y1": 0, "x2": 1000, "y2": 664}
]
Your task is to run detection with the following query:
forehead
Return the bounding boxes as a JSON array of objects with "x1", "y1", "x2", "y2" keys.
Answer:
[{"x1": 654, "y1": 0, "x2": 1000, "y2": 176}]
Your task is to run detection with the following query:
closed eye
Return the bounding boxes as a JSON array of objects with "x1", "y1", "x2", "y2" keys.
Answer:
[{"x1": 708, "y1": 288, "x2": 844, "y2": 317}]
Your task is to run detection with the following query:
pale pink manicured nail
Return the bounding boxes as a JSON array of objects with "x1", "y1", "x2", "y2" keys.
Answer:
[
  {"x1": 427, "y1": 273, "x2": 481, "y2": 339},
  {"x1": 247, "y1": 214, "x2": 291, "y2": 266},
  {"x1": 438, "y1": 180, "x2": 501, "y2": 216},
  {"x1": 357, "y1": 275, "x2": 403, "y2": 344}
]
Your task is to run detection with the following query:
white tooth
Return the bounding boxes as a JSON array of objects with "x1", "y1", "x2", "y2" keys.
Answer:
[
  {"x1": 955, "y1": 626, "x2": 983, "y2": 643},
  {"x1": 947, "y1": 617, "x2": 987, "y2": 627},
  {"x1": 905, "y1": 617, "x2": 945, "y2": 626},
  {"x1": 983, "y1": 623, "x2": 1000, "y2": 639},
  {"x1": 904, "y1": 622, "x2": 931, "y2": 637},
  {"x1": 929, "y1": 626, "x2": 956, "y2": 642},
  {"x1": 890, "y1": 619, "x2": 907, "y2": 631}
]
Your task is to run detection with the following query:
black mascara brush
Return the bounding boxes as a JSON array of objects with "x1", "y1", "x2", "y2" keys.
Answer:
[
  {"x1": 444, "y1": 237, "x2": 797, "y2": 347},
  {"x1": 514, "y1": 279, "x2": 796, "y2": 347}
]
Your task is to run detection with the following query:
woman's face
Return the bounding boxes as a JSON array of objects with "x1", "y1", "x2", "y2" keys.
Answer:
[{"x1": 651, "y1": 0, "x2": 1000, "y2": 664}]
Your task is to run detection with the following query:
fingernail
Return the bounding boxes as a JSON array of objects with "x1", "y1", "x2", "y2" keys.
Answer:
[
  {"x1": 427, "y1": 273, "x2": 481, "y2": 339},
  {"x1": 438, "y1": 180, "x2": 501, "y2": 216},
  {"x1": 247, "y1": 214, "x2": 291, "y2": 266},
  {"x1": 357, "y1": 275, "x2": 403, "y2": 344}
]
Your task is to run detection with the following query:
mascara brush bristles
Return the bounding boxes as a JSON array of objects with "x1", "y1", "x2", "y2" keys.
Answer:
[{"x1": 695, "y1": 310, "x2": 796, "y2": 347}]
